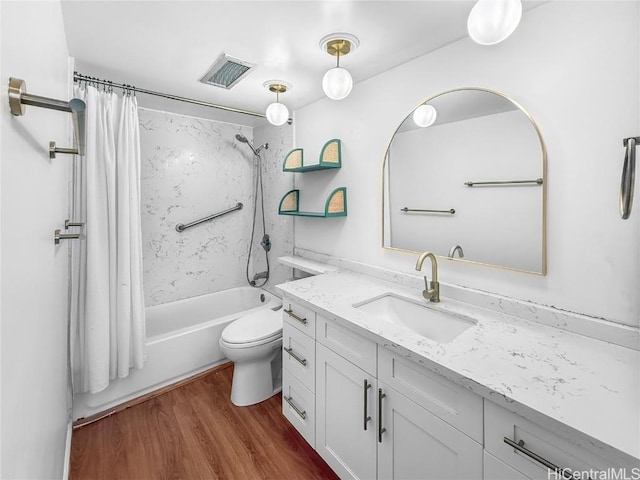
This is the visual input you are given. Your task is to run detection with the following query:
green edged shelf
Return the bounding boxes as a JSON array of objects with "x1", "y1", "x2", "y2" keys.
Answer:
[
  {"x1": 282, "y1": 139, "x2": 342, "y2": 172},
  {"x1": 278, "y1": 187, "x2": 347, "y2": 218}
]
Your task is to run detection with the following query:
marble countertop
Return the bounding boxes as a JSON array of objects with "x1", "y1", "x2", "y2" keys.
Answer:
[{"x1": 276, "y1": 270, "x2": 640, "y2": 464}]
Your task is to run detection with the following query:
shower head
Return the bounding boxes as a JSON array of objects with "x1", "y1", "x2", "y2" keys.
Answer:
[{"x1": 235, "y1": 134, "x2": 268, "y2": 156}]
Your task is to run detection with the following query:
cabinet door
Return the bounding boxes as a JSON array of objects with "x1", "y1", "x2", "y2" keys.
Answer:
[
  {"x1": 377, "y1": 382, "x2": 483, "y2": 480},
  {"x1": 316, "y1": 343, "x2": 377, "y2": 480}
]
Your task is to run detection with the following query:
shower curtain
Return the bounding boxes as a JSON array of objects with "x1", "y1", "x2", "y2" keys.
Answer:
[{"x1": 70, "y1": 84, "x2": 146, "y2": 394}]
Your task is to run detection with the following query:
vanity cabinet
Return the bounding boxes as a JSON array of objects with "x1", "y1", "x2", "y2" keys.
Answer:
[
  {"x1": 288, "y1": 295, "x2": 484, "y2": 480},
  {"x1": 281, "y1": 295, "x2": 636, "y2": 480},
  {"x1": 281, "y1": 300, "x2": 317, "y2": 447}
]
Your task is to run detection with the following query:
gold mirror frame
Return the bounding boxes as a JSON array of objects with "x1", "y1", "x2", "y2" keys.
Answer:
[{"x1": 381, "y1": 87, "x2": 547, "y2": 275}]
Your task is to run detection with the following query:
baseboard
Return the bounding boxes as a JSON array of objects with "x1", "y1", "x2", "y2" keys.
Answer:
[{"x1": 62, "y1": 420, "x2": 73, "y2": 480}]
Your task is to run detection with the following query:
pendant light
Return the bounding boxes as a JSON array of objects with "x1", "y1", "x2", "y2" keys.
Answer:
[
  {"x1": 264, "y1": 81, "x2": 291, "y2": 126},
  {"x1": 413, "y1": 104, "x2": 437, "y2": 128},
  {"x1": 467, "y1": 0, "x2": 522, "y2": 45},
  {"x1": 320, "y1": 33, "x2": 359, "y2": 101}
]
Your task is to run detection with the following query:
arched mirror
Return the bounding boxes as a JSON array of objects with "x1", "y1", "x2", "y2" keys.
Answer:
[{"x1": 382, "y1": 88, "x2": 547, "y2": 274}]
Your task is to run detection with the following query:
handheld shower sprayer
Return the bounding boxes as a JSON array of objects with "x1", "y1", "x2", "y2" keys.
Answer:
[
  {"x1": 235, "y1": 134, "x2": 268, "y2": 156},
  {"x1": 235, "y1": 132, "x2": 271, "y2": 288}
]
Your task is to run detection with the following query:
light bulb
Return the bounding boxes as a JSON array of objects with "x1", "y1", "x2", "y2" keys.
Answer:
[
  {"x1": 467, "y1": 0, "x2": 522, "y2": 45},
  {"x1": 322, "y1": 67, "x2": 353, "y2": 100},
  {"x1": 413, "y1": 105, "x2": 437, "y2": 128},
  {"x1": 266, "y1": 102, "x2": 289, "y2": 126}
]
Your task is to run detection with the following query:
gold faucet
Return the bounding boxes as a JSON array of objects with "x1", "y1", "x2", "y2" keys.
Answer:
[{"x1": 415, "y1": 251, "x2": 440, "y2": 302}]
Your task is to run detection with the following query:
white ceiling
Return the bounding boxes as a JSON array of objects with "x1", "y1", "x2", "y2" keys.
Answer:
[{"x1": 61, "y1": 1, "x2": 530, "y2": 127}]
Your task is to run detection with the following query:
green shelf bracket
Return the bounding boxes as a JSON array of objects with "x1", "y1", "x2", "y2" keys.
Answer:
[
  {"x1": 282, "y1": 139, "x2": 342, "y2": 172},
  {"x1": 278, "y1": 187, "x2": 347, "y2": 218}
]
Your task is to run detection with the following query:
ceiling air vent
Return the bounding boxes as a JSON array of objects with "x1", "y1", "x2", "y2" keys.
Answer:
[{"x1": 199, "y1": 54, "x2": 256, "y2": 89}]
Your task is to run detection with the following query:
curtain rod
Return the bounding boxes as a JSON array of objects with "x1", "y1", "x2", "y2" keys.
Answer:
[{"x1": 73, "y1": 71, "x2": 268, "y2": 121}]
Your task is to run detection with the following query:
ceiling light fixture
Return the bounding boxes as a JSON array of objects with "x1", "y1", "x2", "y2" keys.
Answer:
[
  {"x1": 413, "y1": 104, "x2": 438, "y2": 128},
  {"x1": 467, "y1": 0, "x2": 522, "y2": 45},
  {"x1": 320, "y1": 33, "x2": 359, "y2": 101},
  {"x1": 263, "y1": 80, "x2": 291, "y2": 126}
]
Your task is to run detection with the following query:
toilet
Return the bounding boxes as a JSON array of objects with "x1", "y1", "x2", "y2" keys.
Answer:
[{"x1": 219, "y1": 308, "x2": 283, "y2": 406}]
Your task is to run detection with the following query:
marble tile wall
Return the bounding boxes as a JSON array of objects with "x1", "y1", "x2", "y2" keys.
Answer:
[
  {"x1": 253, "y1": 122, "x2": 294, "y2": 290},
  {"x1": 139, "y1": 108, "x2": 292, "y2": 306}
]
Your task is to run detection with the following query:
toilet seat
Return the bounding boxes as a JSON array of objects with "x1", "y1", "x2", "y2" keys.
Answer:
[{"x1": 221, "y1": 309, "x2": 282, "y2": 348}]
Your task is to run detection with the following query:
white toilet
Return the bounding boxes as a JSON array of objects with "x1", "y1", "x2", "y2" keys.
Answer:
[{"x1": 219, "y1": 308, "x2": 283, "y2": 406}]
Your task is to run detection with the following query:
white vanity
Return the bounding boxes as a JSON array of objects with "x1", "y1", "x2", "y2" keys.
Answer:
[{"x1": 277, "y1": 267, "x2": 639, "y2": 480}]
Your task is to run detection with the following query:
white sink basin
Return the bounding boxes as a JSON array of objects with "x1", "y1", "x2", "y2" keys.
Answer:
[{"x1": 354, "y1": 294, "x2": 476, "y2": 343}]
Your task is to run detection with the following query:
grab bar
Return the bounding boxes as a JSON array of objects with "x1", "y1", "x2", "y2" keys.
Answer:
[
  {"x1": 621, "y1": 137, "x2": 638, "y2": 219},
  {"x1": 401, "y1": 207, "x2": 455, "y2": 214},
  {"x1": 8, "y1": 77, "x2": 86, "y2": 156},
  {"x1": 175, "y1": 202, "x2": 243, "y2": 232},
  {"x1": 464, "y1": 178, "x2": 543, "y2": 187}
]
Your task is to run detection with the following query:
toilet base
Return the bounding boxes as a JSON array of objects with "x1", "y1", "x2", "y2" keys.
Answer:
[{"x1": 228, "y1": 344, "x2": 283, "y2": 407}]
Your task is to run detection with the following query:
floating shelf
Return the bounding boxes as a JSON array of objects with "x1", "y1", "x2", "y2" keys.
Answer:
[
  {"x1": 283, "y1": 139, "x2": 342, "y2": 172},
  {"x1": 278, "y1": 187, "x2": 347, "y2": 218}
]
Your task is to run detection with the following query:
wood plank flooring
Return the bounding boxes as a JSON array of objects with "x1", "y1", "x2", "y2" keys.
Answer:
[{"x1": 71, "y1": 364, "x2": 338, "y2": 480}]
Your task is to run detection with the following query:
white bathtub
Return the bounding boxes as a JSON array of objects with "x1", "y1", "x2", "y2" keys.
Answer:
[{"x1": 73, "y1": 286, "x2": 282, "y2": 421}]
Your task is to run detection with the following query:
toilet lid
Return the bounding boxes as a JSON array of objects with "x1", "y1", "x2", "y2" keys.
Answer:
[{"x1": 221, "y1": 309, "x2": 282, "y2": 345}]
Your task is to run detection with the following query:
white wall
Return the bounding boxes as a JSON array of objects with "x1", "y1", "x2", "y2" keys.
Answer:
[
  {"x1": 139, "y1": 109, "x2": 294, "y2": 307},
  {"x1": 294, "y1": 1, "x2": 639, "y2": 327},
  {"x1": 0, "y1": 1, "x2": 71, "y2": 477}
]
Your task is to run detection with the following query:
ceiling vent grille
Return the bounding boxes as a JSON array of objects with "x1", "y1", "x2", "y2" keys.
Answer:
[{"x1": 200, "y1": 54, "x2": 256, "y2": 89}]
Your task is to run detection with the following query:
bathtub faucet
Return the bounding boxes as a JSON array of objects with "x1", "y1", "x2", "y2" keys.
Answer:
[{"x1": 253, "y1": 271, "x2": 269, "y2": 281}]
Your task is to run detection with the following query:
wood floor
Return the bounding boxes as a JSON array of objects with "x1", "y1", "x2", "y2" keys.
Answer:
[{"x1": 70, "y1": 364, "x2": 338, "y2": 480}]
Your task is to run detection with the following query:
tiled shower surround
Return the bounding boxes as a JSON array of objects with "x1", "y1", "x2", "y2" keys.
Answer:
[{"x1": 139, "y1": 108, "x2": 293, "y2": 306}]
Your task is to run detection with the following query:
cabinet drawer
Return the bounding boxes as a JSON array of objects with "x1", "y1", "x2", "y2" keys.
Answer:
[
  {"x1": 485, "y1": 400, "x2": 618, "y2": 479},
  {"x1": 283, "y1": 299, "x2": 316, "y2": 338},
  {"x1": 283, "y1": 322, "x2": 315, "y2": 393},
  {"x1": 316, "y1": 314, "x2": 377, "y2": 376},
  {"x1": 484, "y1": 451, "x2": 530, "y2": 480},
  {"x1": 378, "y1": 348, "x2": 483, "y2": 443},
  {"x1": 282, "y1": 370, "x2": 315, "y2": 448}
]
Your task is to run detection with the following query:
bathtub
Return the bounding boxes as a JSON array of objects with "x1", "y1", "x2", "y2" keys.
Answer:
[{"x1": 72, "y1": 286, "x2": 282, "y2": 421}]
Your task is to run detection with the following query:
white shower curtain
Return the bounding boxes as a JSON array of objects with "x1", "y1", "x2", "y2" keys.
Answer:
[{"x1": 70, "y1": 84, "x2": 146, "y2": 394}]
